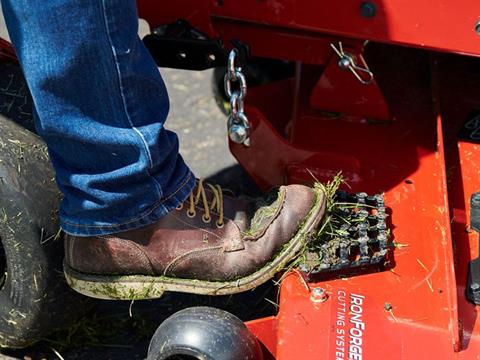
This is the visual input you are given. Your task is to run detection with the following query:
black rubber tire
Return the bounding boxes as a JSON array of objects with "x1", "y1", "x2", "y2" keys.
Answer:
[
  {"x1": 0, "y1": 63, "x2": 36, "y2": 133},
  {"x1": 0, "y1": 61, "x2": 92, "y2": 348},
  {"x1": 147, "y1": 306, "x2": 264, "y2": 360}
]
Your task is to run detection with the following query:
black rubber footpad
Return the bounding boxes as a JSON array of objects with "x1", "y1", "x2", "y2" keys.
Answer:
[
  {"x1": 466, "y1": 192, "x2": 480, "y2": 305},
  {"x1": 299, "y1": 191, "x2": 392, "y2": 276}
]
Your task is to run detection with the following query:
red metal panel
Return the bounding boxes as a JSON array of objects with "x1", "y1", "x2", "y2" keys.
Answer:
[
  {"x1": 228, "y1": 46, "x2": 470, "y2": 358},
  {"x1": 309, "y1": 43, "x2": 391, "y2": 120},
  {"x1": 433, "y1": 54, "x2": 480, "y2": 357},
  {"x1": 246, "y1": 316, "x2": 278, "y2": 359},
  {"x1": 238, "y1": 110, "x2": 462, "y2": 358},
  {"x1": 138, "y1": 0, "x2": 480, "y2": 56},
  {"x1": 210, "y1": 0, "x2": 480, "y2": 56}
]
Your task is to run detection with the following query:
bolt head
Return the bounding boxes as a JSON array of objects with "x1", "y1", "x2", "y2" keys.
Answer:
[
  {"x1": 311, "y1": 287, "x2": 328, "y2": 303},
  {"x1": 338, "y1": 57, "x2": 351, "y2": 70},
  {"x1": 360, "y1": 2, "x2": 377, "y2": 18},
  {"x1": 228, "y1": 124, "x2": 248, "y2": 144},
  {"x1": 312, "y1": 287, "x2": 324, "y2": 295},
  {"x1": 471, "y1": 283, "x2": 480, "y2": 291},
  {"x1": 476, "y1": 21, "x2": 480, "y2": 36}
]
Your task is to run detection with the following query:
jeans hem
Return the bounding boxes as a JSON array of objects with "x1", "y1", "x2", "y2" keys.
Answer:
[{"x1": 60, "y1": 171, "x2": 196, "y2": 236}]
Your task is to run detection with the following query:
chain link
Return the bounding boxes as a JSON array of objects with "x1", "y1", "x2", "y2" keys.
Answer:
[{"x1": 224, "y1": 49, "x2": 250, "y2": 146}]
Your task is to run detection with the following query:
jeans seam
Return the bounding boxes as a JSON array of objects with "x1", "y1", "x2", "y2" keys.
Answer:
[
  {"x1": 99, "y1": 0, "x2": 163, "y2": 199},
  {"x1": 62, "y1": 171, "x2": 193, "y2": 229}
]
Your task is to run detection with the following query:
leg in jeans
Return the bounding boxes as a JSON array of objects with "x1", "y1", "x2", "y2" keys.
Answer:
[
  {"x1": 1, "y1": 0, "x2": 195, "y2": 236},
  {"x1": 1, "y1": 0, "x2": 326, "y2": 298}
]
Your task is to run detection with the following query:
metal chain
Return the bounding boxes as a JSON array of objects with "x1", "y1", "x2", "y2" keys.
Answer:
[{"x1": 224, "y1": 49, "x2": 250, "y2": 146}]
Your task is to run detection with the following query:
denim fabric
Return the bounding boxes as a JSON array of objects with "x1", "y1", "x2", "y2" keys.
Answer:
[{"x1": 1, "y1": 0, "x2": 196, "y2": 236}]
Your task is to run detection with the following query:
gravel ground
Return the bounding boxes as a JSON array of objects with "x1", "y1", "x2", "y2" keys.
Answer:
[
  {"x1": 162, "y1": 68, "x2": 237, "y2": 178},
  {"x1": 0, "y1": 11, "x2": 270, "y2": 360}
]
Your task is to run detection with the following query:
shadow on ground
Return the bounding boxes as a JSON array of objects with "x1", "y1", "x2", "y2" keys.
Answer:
[{"x1": 4, "y1": 282, "x2": 277, "y2": 360}]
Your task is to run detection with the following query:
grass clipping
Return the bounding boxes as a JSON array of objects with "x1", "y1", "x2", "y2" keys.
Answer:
[
  {"x1": 313, "y1": 174, "x2": 347, "y2": 243},
  {"x1": 290, "y1": 173, "x2": 362, "y2": 271}
]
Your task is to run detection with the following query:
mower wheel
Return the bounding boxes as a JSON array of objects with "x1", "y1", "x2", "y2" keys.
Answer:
[
  {"x1": 0, "y1": 63, "x2": 92, "y2": 348},
  {"x1": 147, "y1": 306, "x2": 264, "y2": 360}
]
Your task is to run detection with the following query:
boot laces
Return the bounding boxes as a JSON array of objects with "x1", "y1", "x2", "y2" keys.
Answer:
[{"x1": 177, "y1": 179, "x2": 224, "y2": 228}]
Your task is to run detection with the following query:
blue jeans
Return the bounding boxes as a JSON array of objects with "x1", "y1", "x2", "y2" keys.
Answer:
[{"x1": 1, "y1": 0, "x2": 196, "y2": 236}]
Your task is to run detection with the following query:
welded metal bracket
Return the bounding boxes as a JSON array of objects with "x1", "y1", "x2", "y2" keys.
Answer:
[
  {"x1": 309, "y1": 42, "x2": 391, "y2": 121},
  {"x1": 143, "y1": 20, "x2": 250, "y2": 71}
]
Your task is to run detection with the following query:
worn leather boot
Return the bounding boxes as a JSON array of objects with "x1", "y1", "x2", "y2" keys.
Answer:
[{"x1": 64, "y1": 180, "x2": 326, "y2": 300}]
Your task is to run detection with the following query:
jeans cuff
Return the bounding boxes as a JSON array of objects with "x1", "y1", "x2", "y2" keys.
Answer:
[{"x1": 60, "y1": 171, "x2": 196, "y2": 236}]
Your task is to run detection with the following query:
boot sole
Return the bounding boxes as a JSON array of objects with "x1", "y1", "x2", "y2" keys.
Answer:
[{"x1": 63, "y1": 188, "x2": 326, "y2": 300}]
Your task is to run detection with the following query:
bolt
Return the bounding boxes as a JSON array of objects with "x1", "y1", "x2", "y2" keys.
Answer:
[
  {"x1": 360, "y1": 2, "x2": 377, "y2": 18},
  {"x1": 471, "y1": 283, "x2": 480, "y2": 291},
  {"x1": 476, "y1": 21, "x2": 480, "y2": 36},
  {"x1": 384, "y1": 302, "x2": 392, "y2": 311},
  {"x1": 228, "y1": 124, "x2": 248, "y2": 144},
  {"x1": 376, "y1": 212, "x2": 387, "y2": 220},
  {"x1": 338, "y1": 57, "x2": 351, "y2": 70},
  {"x1": 357, "y1": 192, "x2": 368, "y2": 199},
  {"x1": 311, "y1": 287, "x2": 328, "y2": 303},
  {"x1": 357, "y1": 222, "x2": 368, "y2": 231},
  {"x1": 377, "y1": 223, "x2": 387, "y2": 231}
]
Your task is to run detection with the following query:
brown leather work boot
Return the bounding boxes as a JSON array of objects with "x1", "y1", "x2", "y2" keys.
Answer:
[{"x1": 63, "y1": 180, "x2": 326, "y2": 300}]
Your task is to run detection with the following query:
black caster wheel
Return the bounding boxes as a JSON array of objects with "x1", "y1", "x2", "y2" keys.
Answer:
[{"x1": 147, "y1": 306, "x2": 264, "y2": 360}]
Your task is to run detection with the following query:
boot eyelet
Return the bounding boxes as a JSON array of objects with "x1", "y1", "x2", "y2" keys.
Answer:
[
  {"x1": 202, "y1": 215, "x2": 211, "y2": 223},
  {"x1": 216, "y1": 221, "x2": 224, "y2": 228},
  {"x1": 187, "y1": 210, "x2": 196, "y2": 218},
  {"x1": 176, "y1": 203, "x2": 184, "y2": 211}
]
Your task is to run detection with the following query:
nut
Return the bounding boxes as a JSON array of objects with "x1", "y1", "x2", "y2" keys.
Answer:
[{"x1": 311, "y1": 287, "x2": 328, "y2": 303}]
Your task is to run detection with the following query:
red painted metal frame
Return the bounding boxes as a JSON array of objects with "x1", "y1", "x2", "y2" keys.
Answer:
[
  {"x1": 1, "y1": 1, "x2": 479, "y2": 358},
  {"x1": 137, "y1": 0, "x2": 480, "y2": 58},
  {"x1": 233, "y1": 47, "x2": 466, "y2": 358},
  {"x1": 235, "y1": 47, "x2": 480, "y2": 359},
  {"x1": 134, "y1": 2, "x2": 480, "y2": 359},
  {"x1": 0, "y1": 38, "x2": 17, "y2": 63}
]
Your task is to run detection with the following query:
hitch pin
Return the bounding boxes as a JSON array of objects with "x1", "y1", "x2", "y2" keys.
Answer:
[{"x1": 330, "y1": 42, "x2": 374, "y2": 85}]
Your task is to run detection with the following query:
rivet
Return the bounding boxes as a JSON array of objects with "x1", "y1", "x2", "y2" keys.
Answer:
[
  {"x1": 360, "y1": 2, "x2": 377, "y2": 18},
  {"x1": 475, "y1": 21, "x2": 480, "y2": 35}
]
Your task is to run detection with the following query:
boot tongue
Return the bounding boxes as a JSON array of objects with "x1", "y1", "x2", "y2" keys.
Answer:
[
  {"x1": 222, "y1": 195, "x2": 250, "y2": 231},
  {"x1": 222, "y1": 188, "x2": 283, "y2": 234},
  {"x1": 201, "y1": 184, "x2": 250, "y2": 231}
]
